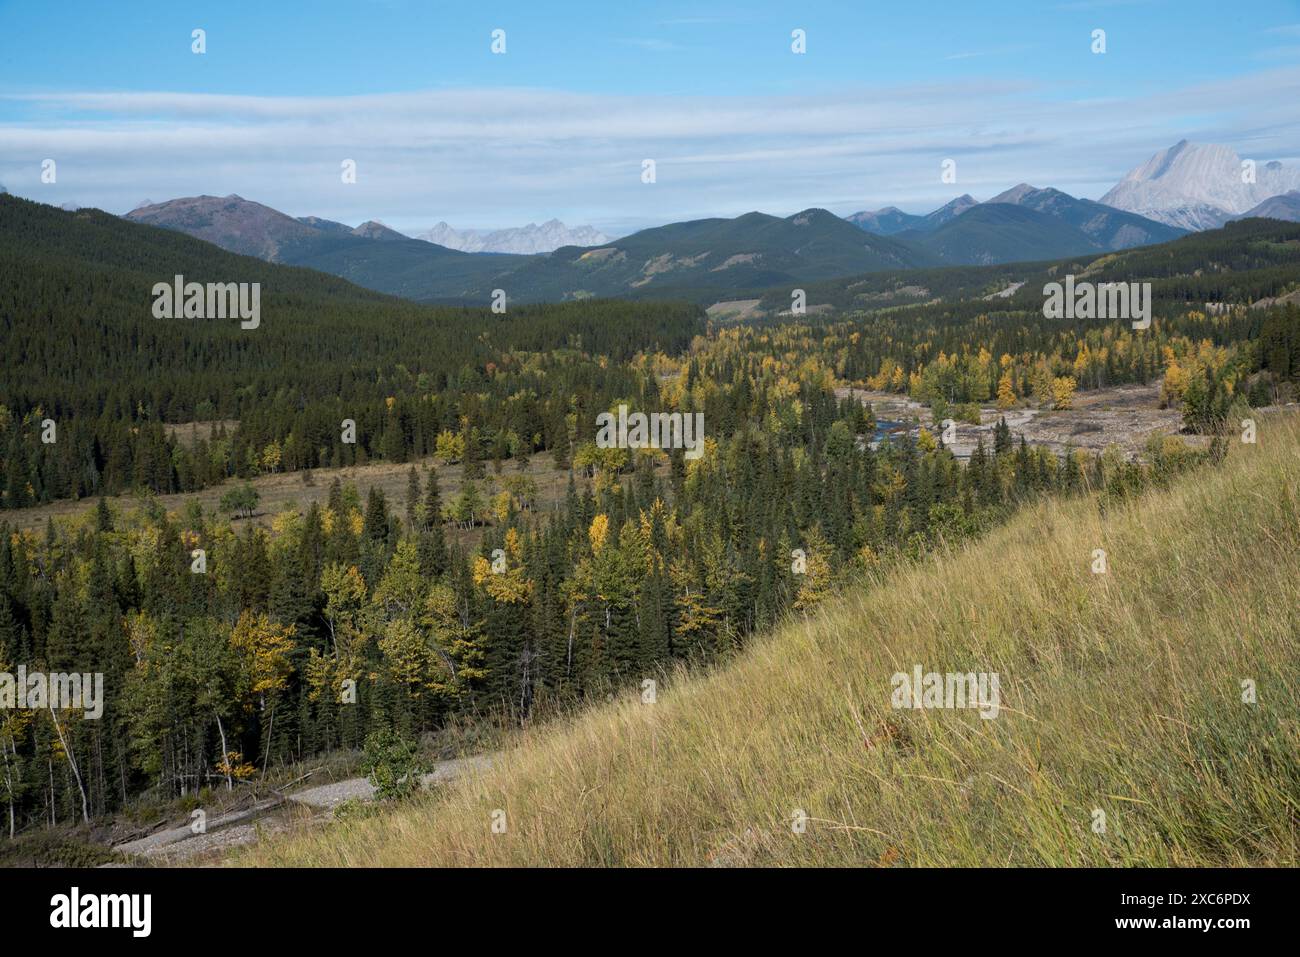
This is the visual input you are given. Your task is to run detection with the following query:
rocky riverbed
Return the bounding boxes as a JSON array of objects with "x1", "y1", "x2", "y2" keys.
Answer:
[{"x1": 839, "y1": 383, "x2": 1204, "y2": 461}]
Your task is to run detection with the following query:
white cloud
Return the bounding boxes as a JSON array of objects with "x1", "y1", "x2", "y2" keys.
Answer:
[{"x1": 2, "y1": 67, "x2": 1298, "y2": 234}]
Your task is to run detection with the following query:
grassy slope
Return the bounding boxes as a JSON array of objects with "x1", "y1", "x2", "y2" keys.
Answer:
[{"x1": 241, "y1": 415, "x2": 1300, "y2": 867}]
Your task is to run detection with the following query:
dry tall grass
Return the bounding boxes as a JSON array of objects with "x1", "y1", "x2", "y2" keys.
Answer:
[{"x1": 239, "y1": 415, "x2": 1300, "y2": 866}]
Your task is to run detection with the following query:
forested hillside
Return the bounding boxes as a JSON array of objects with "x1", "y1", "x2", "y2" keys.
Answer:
[
  {"x1": 757, "y1": 217, "x2": 1300, "y2": 312},
  {"x1": 0, "y1": 195, "x2": 700, "y2": 508},
  {"x1": 121, "y1": 190, "x2": 1199, "y2": 304},
  {"x1": 0, "y1": 316, "x2": 1217, "y2": 833},
  {"x1": 902, "y1": 202, "x2": 1106, "y2": 264},
  {"x1": 125, "y1": 194, "x2": 525, "y2": 301},
  {"x1": 6, "y1": 201, "x2": 1297, "y2": 515},
  {"x1": 0, "y1": 195, "x2": 1295, "y2": 838},
  {"x1": 483, "y1": 207, "x2": 935, "y2": 302}
]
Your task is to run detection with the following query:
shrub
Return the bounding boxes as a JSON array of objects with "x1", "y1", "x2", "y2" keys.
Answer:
[{"x1": 361, "y1": 729, "x2": 429, "y2": 801}]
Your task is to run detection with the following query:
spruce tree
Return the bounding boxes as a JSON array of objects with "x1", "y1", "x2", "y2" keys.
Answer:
[{"x1": 419, "y1": 470, "x2": 448, "y2": 578}]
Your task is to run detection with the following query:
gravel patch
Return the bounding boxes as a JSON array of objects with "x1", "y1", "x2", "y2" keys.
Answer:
[
  {"x1": 290, "y1": 754, "x2": 493, "y2": 809},
  {"x1": 110, "y1": 754, "x2": 495, "y2": 862}
]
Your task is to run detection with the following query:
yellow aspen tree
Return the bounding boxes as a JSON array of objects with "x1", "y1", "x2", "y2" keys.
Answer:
[
  {"x1": 229, "y1": 610, "x2": 296, "y2": 774},
  {"x1": 589, "y1": 513, "x2": 610, "y2": 553},
  {"x1": 1051, "y1": 376, "x2": 1077, "y2": 410},
  {"x1": 996, "y1": 371, "x2": 1017, "y2": 410}
]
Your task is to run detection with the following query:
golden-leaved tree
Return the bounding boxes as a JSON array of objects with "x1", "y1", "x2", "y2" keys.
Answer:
[{"x1": 229, "y1": 610, "x2": 295, "y2": 768}]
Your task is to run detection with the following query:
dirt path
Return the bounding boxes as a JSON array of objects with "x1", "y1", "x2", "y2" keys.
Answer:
[
  {"x1": 114, "y1": 798, "x2": 285, "y2": 858},
  {"x1": 112, "y1": 754, "x2": 493, "y2": 864},
  {"x1": 288, "y1": 755, "x2": 493, "y2": 810}
]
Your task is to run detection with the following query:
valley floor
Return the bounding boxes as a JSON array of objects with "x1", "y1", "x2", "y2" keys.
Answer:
[
  {"x1": 2, "y1": 446, "x2": 577, "y2": 538},
  {"x1": 7, "y1": 382, "x2": 1204, "y2": 534}
]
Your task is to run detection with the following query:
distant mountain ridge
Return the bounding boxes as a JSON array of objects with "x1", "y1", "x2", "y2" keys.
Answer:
[
  {"x1": 847, "y1": 184, "x2": 1185, "y2": 267},
  {"x1": 417, "y1": 219, "x2": 612, "y2": 254},
  {"x1": 1238, "y1": 190, "x2": 1300, "y2": 223},
  {"x1": 844, "y1": 206, "x2": 925, "y2": 235},
  {"x1": 479, "y1": 207, "x2": 938, "y2": 301},
  {"x1": 113, "y1": 140, "x2": 1300, "y2": 305},
  {"x1": 1100, "y1": 140, "x2": 1300, "y2": 230},
  {"x1": 296, "y1": 215, "x2": 357, "y2": 236},
  {"x1": 126, "y1": 195, "x2": 525, "y2": 301},
  {"x1": 351, "y1": 220, "x2": 409, "y2": 242},
  {"x1": 924, "y1": 194, "x2": 980, "y2": 229},
  {"x1": 984, "y1": 183, "x2": 1185, "y2": 249},
  {"x1": 123, "y1": 195, "x2": 938, "y2": 302},
  {"x1": 846, "y1": 140, "x2": 1300, "y2": 257},
  {"x1": 849, "y1": 185, "x2": 1184, "y2": 263},
  {"x1": 904, "y1": 202, "x2": 1107, "y2": 265},
  {"x1": 128, "y1": 195, "x2": 338, "y2": 261},
  {"x1": 128, "y1": 197, "x2": 425, "y2": 258}
]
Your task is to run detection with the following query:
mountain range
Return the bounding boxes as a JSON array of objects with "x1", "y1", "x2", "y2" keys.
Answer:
[
  {"x1": 415, "y1": 220, "x2": 612, "y2": 254},
  {"x1": 125, "y1": 196, "x2": 937, "y2": 302},
  {"x1": 1242, "y1": 190, "x2": 1300, "y2": 221},
  {"x1": 1100, "y1": 140, "x2": 1300, "y2": 230},
  {"x1": 114, "y1": 141, "x2": 1300, "y2": 304},
  {"x1": 464, "y1": 207, "x2": 936, "y2": 301},
  {"x1": 126, "y1": 195, "x2": 526, "y2": 301},
  {"x1": 10, "y1": 190, "x2": 1300, "y2": 341},
  {"x1": 845, "y1": 184, "x2": 1188, "y2": 266},
  {"x1": 118, "y1": 188, "x2": 1178, "y2": 301}
]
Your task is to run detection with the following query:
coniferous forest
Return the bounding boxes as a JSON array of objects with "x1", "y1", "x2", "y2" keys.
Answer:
[
  {"x1": 0, "y1": 194, "x2": 1296, "y2": 838},
  {"x1": 7, "y1": 5, "x2": 1300, "y2": 927}
]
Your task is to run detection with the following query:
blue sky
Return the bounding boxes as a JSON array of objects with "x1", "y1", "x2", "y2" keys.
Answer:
[{"x1": 2, "y1": 0, "x2": 1299, "y2": 234}]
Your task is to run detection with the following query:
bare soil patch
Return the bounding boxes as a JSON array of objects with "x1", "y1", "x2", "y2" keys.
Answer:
[{"x1": 161, "y1": 420, "x2": 240, "y2": 446}]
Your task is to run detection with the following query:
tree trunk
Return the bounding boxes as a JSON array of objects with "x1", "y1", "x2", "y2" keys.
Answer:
[
  {"x1": 49, "y1": 707, "x2": 90, "y2": 825},
  {"x1": 566, "y1": 606, "x2": 577, "y2": 679},
  {"x1": 260, "y1": 705, "x2": 276, "y2": 782},
  {"x1": 1, "y1": 739, "x2": 14, "y2": 839},
  {"x1": 215, "y1": 713, "x2": 233, "y2": 791}
]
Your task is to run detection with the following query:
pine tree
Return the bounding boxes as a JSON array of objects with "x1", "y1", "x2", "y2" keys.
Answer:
[
  {"x1": 405, "y1": 466, "x2": 420, "y2": 531},
  {"x1": 993, "y1": 417, "x2": 1012, "y2": 456},
  {"x1": 95, "y1": 497, "x2": 113, "y2": 532},
  {"x1": 419, "y1": 470, "x2": 448, "y2": 578},
  {"x1": 363, "y1": 487, "x2": 389, "y2": 544}
]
